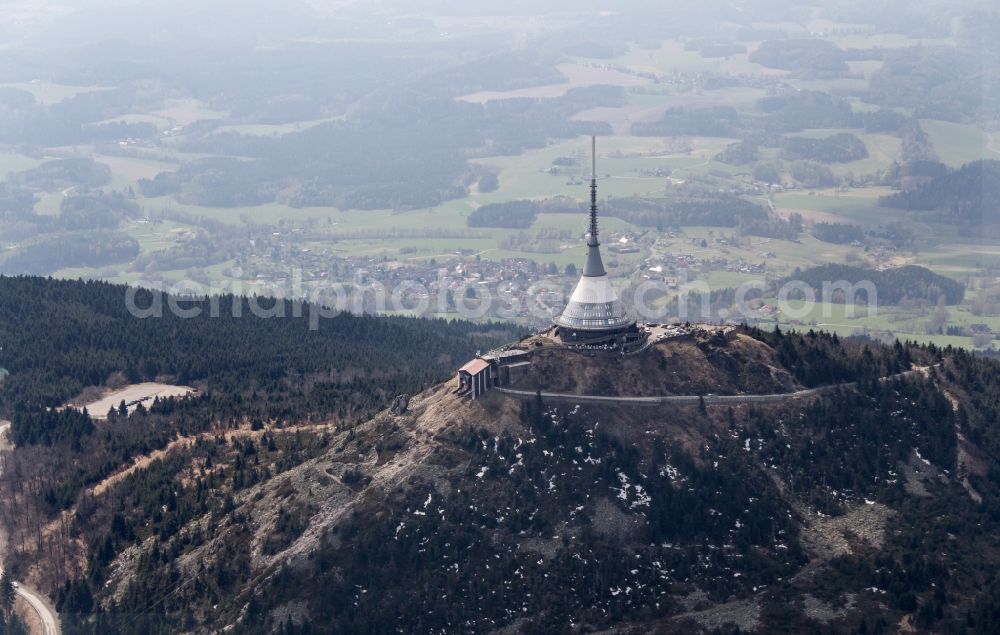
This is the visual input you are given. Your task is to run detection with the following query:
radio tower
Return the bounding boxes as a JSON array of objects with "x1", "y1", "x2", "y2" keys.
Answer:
[
  {"x1": 589, "y1": 135, "x2": 599, "y2": 245},
  {"x1": 553, "y1": 136, "x2": 634, "y2": 340},
  {"x1": 582, "y1": 136, "x2": 606, "y2": 277}
]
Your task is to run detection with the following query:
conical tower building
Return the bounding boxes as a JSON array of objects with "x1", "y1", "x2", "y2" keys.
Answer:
[{"x1": 554, "y1": 137, "x2": 638, "y2": 343}]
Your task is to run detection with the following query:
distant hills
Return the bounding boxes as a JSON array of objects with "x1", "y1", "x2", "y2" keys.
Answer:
[
  {"x1": 879, "y1": 160, "x2": 1000, "y2": 236},
  {"x1": 782, "y1": 264, "x2": 965, "y2": 306}
]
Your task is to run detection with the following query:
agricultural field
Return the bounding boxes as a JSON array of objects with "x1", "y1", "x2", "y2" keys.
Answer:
[
  {"x1": 774, "y1": 188, "x2": 906, "y2": 226},
  {"x1": 0, "y1": 151, "x2": 47, "y2": 176},
  {"x1": 921, "y1": 119, "x2": 997, "y2": 166},
  {"x1": 787, "y1": 128, "x2": 903, "y2": 177},
  {"x1": 470, "y1": 135, "x2": 728, "y2": 204},
  {"x1": 0, "y1": 80, "x2": 111, "y2": 105},
  {"x1": 765, "y1": 298, "x2": 993, "y2": 350},
  {"x1": 457, "y1": 62, "x2": 651, "y2": 103},
  {"x1": 213, "y1": 117, "x2": 343, "y2": 137}
]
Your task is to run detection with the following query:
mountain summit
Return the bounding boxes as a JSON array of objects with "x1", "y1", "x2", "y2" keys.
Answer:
[{"x1": 36, "y1": 323, "x2": 1000, "y2": 634}]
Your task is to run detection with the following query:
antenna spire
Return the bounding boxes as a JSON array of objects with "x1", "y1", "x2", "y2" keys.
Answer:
[{"x1": 589, "y1": 136, "x2": 598, "y2": 246}]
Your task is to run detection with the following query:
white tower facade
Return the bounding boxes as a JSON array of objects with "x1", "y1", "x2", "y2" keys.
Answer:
[{"x1": 554, "y1": 137, "x2": 634, "y2": 336}]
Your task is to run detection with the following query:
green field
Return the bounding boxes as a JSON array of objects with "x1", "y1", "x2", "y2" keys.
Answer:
[
  {"x1": 615, "y1": 40, "x2": 788, "y2": 77},
  {"x1": 34, "y1": 192, "x2": 64, "y2": 216},
  {"x1": 0, "y1": 81, "x2": 111, "y2": 105},
  {"x1": 787, "y1": 128, "x2": 903, "y2": 177},
  {"x1": 92, "y1": 114, "x2": 174, "y2": 129},
  {"x1": 93, "y1": 154, "x2": 179, "y2": 190},
  {"x1": 0, "y1": 152, "x2": 47, "y2": 177},
  {"x1": 921, "y1": 119, "x2": 994, "y2": 166},
  {"x1": 214, "y1": 116, "x2": 343, "y2": 137},
  {"x1": 625, "y1": 85, "x2": 767, "y2": 109},
  {"x1": 769, "y1": 299, "x2": 991, "y2": 350},
  {"x1": 919, "y1": 243, "x2": 1000, "y2": 276},
  {"x1": 125, "y1": 219, "x2": 201, "y2": 253},
  {"x1": 470, "y1": 135, "x2": 731, "y2": 204},
  {"x1": 774, "y1": 188, "x2": 906, "y2": 227},
  {"x1": 701, "y1": 271, "x2": 766, "y2": 289}
]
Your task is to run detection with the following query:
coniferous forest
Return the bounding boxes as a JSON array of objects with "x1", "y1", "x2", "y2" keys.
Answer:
[{"x1": 0, "y1": 276, "x2": 519, "y2": 413}]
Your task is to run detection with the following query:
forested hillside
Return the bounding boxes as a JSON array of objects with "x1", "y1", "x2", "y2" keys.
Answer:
[
  {"x1": 812, "y1": 221, "x2": 865, "y2": 244},
  {"x1": 466, "y1": 200, "x2": 540, "y2": 228},
  {"x1": 781, "y1": 264, "x2": 965, "y2": 305},
  {"x1": 6, "y1": 308, "x2": 1000, "y2": 634},
  {"x1": 0, "y1": 276, "x2": 519, "y2": 412},
  {"x1": 879, "y1": 160, "x2": 1000, "y2": 236},
  {"x1": 594, "y1": 194, "x2": 802, "y2": 238},
  {"x1": 780, "y1": 133, "x2": 868, "y2": 163},
  {"x1": 672, "y1": 264, "x2": 964, "y2": 321}
]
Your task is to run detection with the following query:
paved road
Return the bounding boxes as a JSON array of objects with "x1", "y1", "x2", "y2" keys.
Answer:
[
  {"x1": 495, "y1": 366, "x2": 933, "y2": 407},
  {"x1": 495, "y1": 385, "x2": 842, "y2": 406},
  {"x1": 14, "y1": 585, "x2": 59, "y2": 635},
  {"x1": 0, "y1": 421, "x2": 61, "y2": 635}
]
